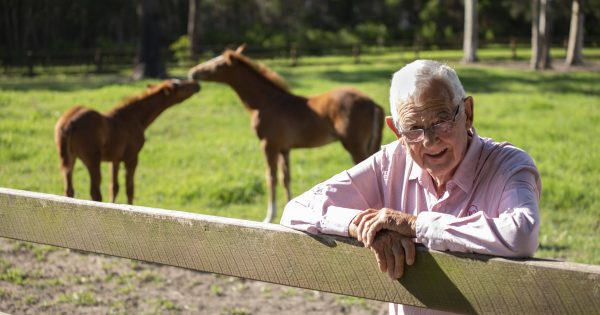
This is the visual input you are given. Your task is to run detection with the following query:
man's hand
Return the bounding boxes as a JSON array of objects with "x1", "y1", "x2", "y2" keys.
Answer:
[
  {"x1": 369, "y1": 230, "x2": 415, "y2": 280},
  {"x1": 353, "y1": 208, "x2": 417, "y2": 247}
]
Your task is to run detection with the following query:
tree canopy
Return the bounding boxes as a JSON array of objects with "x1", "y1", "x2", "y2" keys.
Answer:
[{"x1": 1, "y1": 0, "x2": 598, "y2": 61}]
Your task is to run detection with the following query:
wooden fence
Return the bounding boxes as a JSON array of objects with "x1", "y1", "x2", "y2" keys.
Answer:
[{"x1": 0, "y1": 187, "x2": 599, "y2": 314}]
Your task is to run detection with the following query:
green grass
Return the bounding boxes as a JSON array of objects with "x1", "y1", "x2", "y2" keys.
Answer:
[{"x1": 1, "y1": 48, "x2": 599, "y2": 265}]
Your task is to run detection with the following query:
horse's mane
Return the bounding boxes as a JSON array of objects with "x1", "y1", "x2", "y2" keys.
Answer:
[
  {"x1": 114, "y1": 81, "x2": 173, "y2": 109},
  {"x1": 226, "y1": 50, "x2": 290, "y2": 92}
]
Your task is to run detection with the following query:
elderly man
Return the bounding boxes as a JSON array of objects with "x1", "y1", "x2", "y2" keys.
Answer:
[{"x1": 280, "y1": 60, "x2": 541, "y2": 315}]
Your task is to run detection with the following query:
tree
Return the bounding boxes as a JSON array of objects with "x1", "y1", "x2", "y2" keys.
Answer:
[
  {"x1": 188, "y1": 0, "x2": 201, "y2": 61},
  {"x1": 463, "y1": 0, "x2": 478, "y2": 63},
  {"x1": 531, "y1": 0, "x2": 541, "y2": 68},
  {"x1": 530, "y1": 0, "x2": 553, "y2": 70},
  {"x1": 133, "y1": 0, "x2": 166, "y2": 80},
  {"x1": 566, "y1": 0, "x2": 584, "y2": 65}
]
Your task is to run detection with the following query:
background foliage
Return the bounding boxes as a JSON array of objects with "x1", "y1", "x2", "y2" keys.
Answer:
[{"x1": 2, "y1": 0, "x2": 600, "y2": 64}]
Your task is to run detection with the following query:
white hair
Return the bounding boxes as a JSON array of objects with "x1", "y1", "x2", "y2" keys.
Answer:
[{"x1": 389, "y1": 60, "x2": 465, "y2": 131}]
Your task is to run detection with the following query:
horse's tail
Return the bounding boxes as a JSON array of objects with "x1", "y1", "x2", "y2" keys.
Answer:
[
  {"x1": 367, "y1": 104, "x2": 385, "y2": 155},
  {"x1": 54, "y1": 106, "x2": 83, "y2": 170},
  {"x1": 55, "y1": 121, "x2": 72, "y2": 171}
]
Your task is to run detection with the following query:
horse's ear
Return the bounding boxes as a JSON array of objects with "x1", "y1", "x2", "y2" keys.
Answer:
[
  {"x1": 161, "y1": 81, "x2": 175, "y2": 96},
  {"x1": 235, "y1": 44, "x2": 246, "y2": 54},
  {"x1": 223, "y1": 52, "x2": 233, "y2": 65}
]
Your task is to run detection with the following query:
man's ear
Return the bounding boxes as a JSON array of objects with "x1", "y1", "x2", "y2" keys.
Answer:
[
  {"x1": 463, "y1": 96, "x2": 474, "y2": 129},
  {"x1": 385, "y1": 116, "x2": 402, "y2": 139}
]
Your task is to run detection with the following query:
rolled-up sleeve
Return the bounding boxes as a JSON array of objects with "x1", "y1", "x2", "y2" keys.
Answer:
[
  {"x1": 415, "y1": 167, "x2": 541, "y2": 257},
  {"x1": 281, "y1": 153, "x2": 385, "y2": 236}
]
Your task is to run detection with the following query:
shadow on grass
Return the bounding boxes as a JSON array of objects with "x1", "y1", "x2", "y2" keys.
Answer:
[
  {"x1": 459, "y1": 67, "x2": 600, "y2": 96},
  {"x1": 538, "y1": 243, "x2": 570, "y2": 252},
  {"x1": 283, "y1": 63, "x2": 600, "y2": 97},
  {"x1": 0, "y1": 74, "x2": 135, "y2": 92},
  {"x1": 0, "y1": 73, "x2": 191, "y2": 92},
  {"x1": 3, "y1": 62, "x2": 600, "y2": 97}
]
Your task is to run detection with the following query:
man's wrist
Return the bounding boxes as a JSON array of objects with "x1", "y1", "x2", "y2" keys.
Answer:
[
  {"x1": 391, "y1": 213, "x2": 417, "y2": 237},
  {"x1": 408, "y1": 214, "x2": 417, "y2": 238},
  {"x1": 348, "y1": 222, "x2": 358, "y2": 238}
]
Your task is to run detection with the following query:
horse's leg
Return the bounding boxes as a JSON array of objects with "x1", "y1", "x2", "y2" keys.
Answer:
[
  {"x1": 340, "y1": 139, "x2": 369, "y2": 164},
  {"x1": 109, "y1": 161, "x2": 120, "y2": 203},
  {"x1": 278, "y1": 150, "x2": 291, "y2": 202},
  {"x1": 262, "y1": 141, "x2": 278, "y2": 223},
  {"x1": 82, "y1": 156, "x2": 102, "y2": 202},
  {"x1": 368, "y1": 105, "x2": 384, "y2": 155},
  {"x1": 124, "y1": 157, "x2": 138, "y2": 205},
  {"x1": 62, "y1": 164, "x2": 75, "y2": 198},
  {"x1": 339, "y1": 102, "x2": 383, "y2": 164}
]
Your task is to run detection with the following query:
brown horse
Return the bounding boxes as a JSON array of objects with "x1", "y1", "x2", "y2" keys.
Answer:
[
  {"x1": 54, "y1": 79, "x2": 200, "y2": 204},
  {"x1": 188, "y1": 46, "x2": 384, "y2": 222}
]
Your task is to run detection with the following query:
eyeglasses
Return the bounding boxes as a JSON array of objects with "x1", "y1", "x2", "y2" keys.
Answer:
[{"x1": 399, "y1": 102, "x2": 463, "y2": 143}]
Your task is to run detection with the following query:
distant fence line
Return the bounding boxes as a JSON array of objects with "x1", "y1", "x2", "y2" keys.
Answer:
[
  {"x1": 3, "y1": 38, "x2": 599, "y2": 77},
  {"x1": 1, "y1": 39, "x2": 544, "y2": 76},
  {"x1": 1, "y1": 187, "x2": 600, "y2": 314}
]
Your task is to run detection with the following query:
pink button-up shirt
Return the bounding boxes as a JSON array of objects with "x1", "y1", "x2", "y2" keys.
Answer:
[{"x1": 280, "y1": 129, "x2": 541, "y2": 315}]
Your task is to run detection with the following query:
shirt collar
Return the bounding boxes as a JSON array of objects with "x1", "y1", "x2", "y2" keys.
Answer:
[
  {"x1": 406, "y1": 128, "x2": 482, "y2": 193},
  {"x1": 408, "y1": 153, "x2": 421, "y2": 180},
  {"x1": 451, "y1": 128, "x2": 482, "y2": 193}
]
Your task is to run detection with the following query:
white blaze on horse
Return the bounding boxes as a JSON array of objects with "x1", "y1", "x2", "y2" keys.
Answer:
[{"x1": 188, "y1": 46, "x2": 384, "y2": 223}]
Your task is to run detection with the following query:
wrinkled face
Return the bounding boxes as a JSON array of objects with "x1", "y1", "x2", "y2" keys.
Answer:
[
  {"x1": 397, "y1": 78, "x2": 472, "y2": 183},
  {"x1": 188, "y1": 54, "x2": 232, "y2": 82}
]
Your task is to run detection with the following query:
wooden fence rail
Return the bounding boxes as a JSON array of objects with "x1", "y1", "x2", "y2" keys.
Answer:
[{"x1": 0, "y1": 187, "x2": 599, "y2": 314}]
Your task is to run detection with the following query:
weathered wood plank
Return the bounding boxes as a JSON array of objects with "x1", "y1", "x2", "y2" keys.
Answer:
[{"x1": 0, "y1": 187, "x2": 599, "y2": 314}]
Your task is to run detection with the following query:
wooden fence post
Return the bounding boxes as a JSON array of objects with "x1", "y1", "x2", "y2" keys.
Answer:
[
  {"x1": 94, "y1": 48, "x2": 103, "y2": 73},
  {"x1": 352, "y1": 45, "x2": 361, "y2": 64},
  {"x1": 26, "y1": 51, "x2": 35, "y2": 77},
  {"x1": 511, "y1": 38, "x2": 518, "y2": 60},
  {"x1": 290, "y1": 43, "x2": 298, "y2": 67}
]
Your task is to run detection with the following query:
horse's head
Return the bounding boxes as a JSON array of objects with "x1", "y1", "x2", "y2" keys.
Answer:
[
  {"x1": 188, "y1": 45, "x2": 289, "y2": 92},
  {"x1": 188, "y1": 45, "x2": 246, "y2": 82},
  {"x1": 154, "y1": 79, "x2": 200, "y2": 104}
]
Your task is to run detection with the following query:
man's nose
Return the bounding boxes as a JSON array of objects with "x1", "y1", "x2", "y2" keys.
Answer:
[{"x1": 422, "y1": 128, "x2": 438, "y2": 146}]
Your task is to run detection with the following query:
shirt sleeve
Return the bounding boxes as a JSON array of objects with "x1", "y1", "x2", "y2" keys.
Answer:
[
  {"x1": 415, "y1": 166, "x2": 541, "y2": 257},
  {"x1": 280, "y1": 153, "x2": 385, "y2": 237}
]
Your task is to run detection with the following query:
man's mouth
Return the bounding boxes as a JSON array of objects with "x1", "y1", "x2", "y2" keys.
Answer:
[{"x1": 426, "y1": 148, "x2": 448, "y2": 159}]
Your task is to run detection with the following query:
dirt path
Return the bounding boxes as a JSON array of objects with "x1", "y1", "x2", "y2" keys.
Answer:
[{"x1": 0, "y1": 237, "x2": 387, "y2": 315}]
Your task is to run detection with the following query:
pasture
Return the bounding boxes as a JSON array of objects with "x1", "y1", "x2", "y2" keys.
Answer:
[{"x1": 1, "y1": 47, "x2": 599, "y2": 271}]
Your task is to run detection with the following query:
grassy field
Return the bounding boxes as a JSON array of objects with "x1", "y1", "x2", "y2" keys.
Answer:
[{"x1": 1, "y1": 48, "x2": 599, "y2": 265}]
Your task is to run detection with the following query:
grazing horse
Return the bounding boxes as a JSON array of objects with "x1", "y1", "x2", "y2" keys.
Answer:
[
  {"x1": 188, "y1": 46, "x2": 384, "y2": 222},
  {"x1": 54, "y1": 79, "x2": 200, "y2": 204}
]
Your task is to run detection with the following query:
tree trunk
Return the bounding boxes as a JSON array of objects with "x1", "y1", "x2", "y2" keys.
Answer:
[
  {"x1": 463, "y1": 0, "x2": 478, "y2": 63},
  {"x1": 133, "y1": 0, "x2": 166, "y2": 80},
  {"x1": 530, "y1": 0, "x2": 541, "y2": 69},
  {"x1": 539, "y1": 0, "x2": 553, "y2": 69},
  {"x1": 566, "y1": 0, "x2": 584, "y2": 66},
  {"x1": 187, "y1": 0, "x2": 201, "y2": 62}
]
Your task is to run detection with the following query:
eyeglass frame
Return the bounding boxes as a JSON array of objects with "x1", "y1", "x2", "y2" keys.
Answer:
[{"x1": 398, "y1": 99, "x2": 465, "y2": 143}]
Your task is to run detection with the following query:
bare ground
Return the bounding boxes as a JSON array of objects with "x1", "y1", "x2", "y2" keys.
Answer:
[{"x1": 0, "y1": 237, "x2": 387, "y2": 315}]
